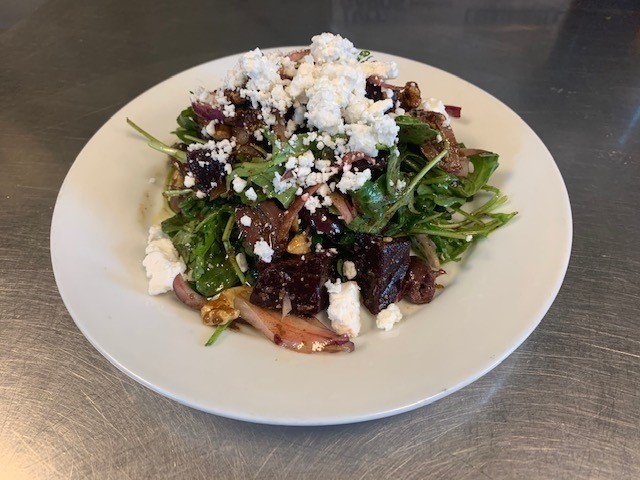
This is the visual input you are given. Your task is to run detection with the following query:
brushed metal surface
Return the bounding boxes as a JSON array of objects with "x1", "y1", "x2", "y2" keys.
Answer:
[{"x1": 1, "y1": 0, "x2": 638, "y2": 478}]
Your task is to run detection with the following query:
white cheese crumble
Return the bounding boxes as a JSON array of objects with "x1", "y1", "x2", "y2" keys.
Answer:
[
  {"x1": 232, "y1": 176, "x2": 247, "y2": 193},
  {"x1": 253, "y1": 239, "x2": 274, "y2": 263},
  {"x1": 142, "y1": 225, "x2": 186, "y2": 295},
  {"x1": 342, "y1": 260, "x2": 357, "y2": 280},
  {"x1": 304, "y1": 195, "x2": 321, "y2": 213},
  {"x1": 220, "y1": 32, "x2": 400, "y2": 166},
  {"x1": 325, "y1": 280, "x2": 361, "y2": 338},
  {"x1": 240, "y1": 214, "x2": 252, "y2": 226},
  {"x1": 183, "y1": 173, "x2": 196, "y2": 188},
  {"x1": 376, "y1": 303, "x2": 403, "y2": 331},
  {"x1": 336, "y1": 169, "x2": 371, "y2": 193},
  {"x1": 245, "y1": 187, "x2": 257, "y2": 201}
]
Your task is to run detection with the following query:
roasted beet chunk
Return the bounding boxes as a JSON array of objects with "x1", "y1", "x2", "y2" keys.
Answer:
[
  {"x1": 365, "y1": 78, "x2": 385, "y2": 101},
  {"x1": 354, "y1": 235, "x2": 410, "y2": 314},
  {"x1": 298, "y1": 207, "x2": 344, "y2": 240},
  {"x1": 186, "y1": 148, "x2": 228, "y2": 196},
  {"x1": 401, "y1": 257, "x2": 444, "y2": 304},
  {"x1": 250, "y1": 252, "x2": 335, "y2": 315}
]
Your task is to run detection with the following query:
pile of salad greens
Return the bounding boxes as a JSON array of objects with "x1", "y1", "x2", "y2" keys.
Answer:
[
  {"x1": 131, "y1": 109, "x2": 514, "y2": 297},
  {"x1": 132, "y1": 36, "x2": 516, "y2": 350}
]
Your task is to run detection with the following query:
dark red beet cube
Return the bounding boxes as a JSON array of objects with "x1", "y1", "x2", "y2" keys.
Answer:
[
  {"x1": 250, "y1": 252, "x2": 335, "y2": 316},
  {"x1": 354, "y1": 234, "x2": 410, "y2": 314}
]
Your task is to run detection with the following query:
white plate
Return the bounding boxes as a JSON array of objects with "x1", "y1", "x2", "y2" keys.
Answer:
[{"x1": 51, "y1": 49, "x2": 572, "y2": 426}]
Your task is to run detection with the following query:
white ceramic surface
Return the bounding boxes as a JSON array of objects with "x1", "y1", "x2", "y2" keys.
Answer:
[{"x1": 51, "y1": 49, "x2": 572, "y2": 426}]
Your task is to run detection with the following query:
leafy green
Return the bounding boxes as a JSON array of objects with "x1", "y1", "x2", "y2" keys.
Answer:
[
  {"x1": 229, "y1": 132, "x2": 312, "y2": 208},
  {"x1": 451, "y1": 153, "x2": 500, "y2": 197},
  {"x1": 205, "y1": 322, "x2": 231, "y2": 346},
  {"x1": 396, "y1": 116, "x2": 439, "y2": 145},
  {"x1": 347, "y1": 149, "x2": 448, "y2": 234},
  {"x1": 172, "y1": 107, "x2": 204, "y2": 144},
  {"x1": 127, "y1": 118, "x2": 186, "y2": 163},
  {"x1": 161, "y1": 197, "x2": 239, "y2": 297},
  {"x1": 357, "y1": 50, "x2": 371, "y2": 62}
]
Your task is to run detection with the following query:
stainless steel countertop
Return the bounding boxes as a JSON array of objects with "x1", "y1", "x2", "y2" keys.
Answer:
[{"x1": 1, "y1": 0, "x2": 638, "y2": 478}]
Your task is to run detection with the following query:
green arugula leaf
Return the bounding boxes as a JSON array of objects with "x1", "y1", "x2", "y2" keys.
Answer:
[
  {"x1": 451, "y1": 153, "x2": 500, "y2": 197},
  {"x1": 161, "y1": 198, "x2": 239, "y2": 297},
  {"x1": 395, "y1": 115, "x2": 440, "y2": 145},
  {"x1": 172, "y1": 107, "x2": 204, "y2": 144}
]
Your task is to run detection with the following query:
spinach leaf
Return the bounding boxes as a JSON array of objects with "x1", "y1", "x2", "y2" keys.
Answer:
[
  {"x1": 395, "y1": 116, "x2": 439, "y2": 145},
  {"x1": 161, "y1": 199, "x2": 239, "y2": 297}
]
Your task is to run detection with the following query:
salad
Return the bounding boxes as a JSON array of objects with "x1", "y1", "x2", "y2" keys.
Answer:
[{"x1": 133, "y1": 33, "x2": 515, "y2": 354}]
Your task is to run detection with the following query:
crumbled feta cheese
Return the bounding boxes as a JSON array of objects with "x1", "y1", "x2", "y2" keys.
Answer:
[
  {"x1": 245, "y1": 187, "x2": 257, "y2": 201},
  {"x1": 304, "y1": 195, "x2": 321, "y2": 213},
  {"x1": 325, "y1": 278, "x2": 342, "y2": 293},
  {"x1": 205, "y1": 121, "x2": 217, "y2": 137},
  {"x1": 325, "y1": 280, "x2": 361, "y2": 337},
  {"x1": 342, "y1": 260, "x2": 357, "y2": 280},
  {"x1": 240, "y1": 214, "x2": 252, "y2": 226},
  {"x1": 143, "y1": 225, "x2": 186, "y2": 295},
  {"x1": 336, "y1": 169, "x2": 371, "y2": 193},
  {"x1": 232, "y1": 176, "x2": 248, "y2": 193},
  {"x1": 235, "y1": 252, "x2": 248, "y2": 272},
  {"x1": 206, "y1": 34, "x2": 406, "y2": 201},
  {"x1": 396, "y1": 179, "x2": 406, "y2": 190},
  {"x1": 183, "y1": 173, "x2": 196, "y2": 188},
  {"x1": 148, "y1": 177, "x2": 156, "y2": 184},
  {"x1": 310, "y1": 32, "x2": 359, "y2": 64},
  {"x1": 466, "y1": 235, "x2": 473, "y2": 242},
  {"x1": 253, "y1": 239, "x2": 274, "y2": 263},
  {"x1": 376, "y1": 303, "x2": 403, "y2": 331}
]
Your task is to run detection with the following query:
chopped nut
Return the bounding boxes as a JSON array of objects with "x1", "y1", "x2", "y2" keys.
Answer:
[
  {"x1": 212, "y1": 124, "x2": 232, "y2": 140},
  {"x1": 201, "y1": 286, "x2": 250, "y2": 325},
  {"x1": 398, "y1": 81, "x2": 421, "y2": 109},
  {"x1": 286, "y1": 233, "x2": 311, "y2": 255}
]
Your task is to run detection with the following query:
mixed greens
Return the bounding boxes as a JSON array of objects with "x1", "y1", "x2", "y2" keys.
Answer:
[{"x1": 135, "y1": 34, "x2": 516, "y2": 353}]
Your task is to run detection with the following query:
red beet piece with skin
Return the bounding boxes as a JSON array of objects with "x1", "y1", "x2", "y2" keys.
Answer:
[
  {"x1": 354, "y1": 234, "x2": 411, "y2": 314},
  {"x1": 250, "y1": 252, "x2": 335, "y2": 316}
]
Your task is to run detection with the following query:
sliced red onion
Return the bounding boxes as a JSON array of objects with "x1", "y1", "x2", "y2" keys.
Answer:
[
  {"x1": 278, "y1": 184, "x2": 321, "y2": 238},
  {"x1": 173, "y1": 274, "x2": 206, "y2": 310},
  {"x1": 281, "y1": 294, "x2": 292, "y2": 318},
  {"x1": 444, "y1": 105, "x2": 462, "y2": 118},
  {"x1": 192, "y1": 102, "x2": 225, "y2": 122},
  {"x1": 234, "y1": 291, "x2": 354, "y2": 353},
  {"x1": 286, "y1": 49, "x2": 310, "y2": 62},
  {"x1": 413, "y1": 234, "x2": 440, "y2": 270},
  {"x1": 329, "y1": 192, "x2": 356, "y2": 224},
  {"x1": 459, "y1": 148, "x2": 490, "y2": 157},
  {"x1": 273, "y1": 113, "x2": 287, "y2": 142}
]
